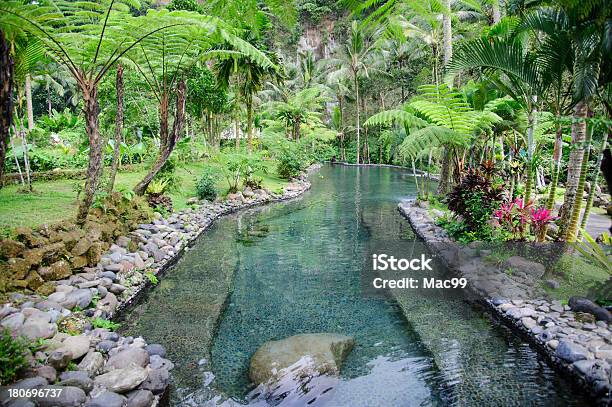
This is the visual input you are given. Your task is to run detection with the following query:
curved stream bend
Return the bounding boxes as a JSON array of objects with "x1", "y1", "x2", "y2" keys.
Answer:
[{"x1": 123, "y1": 165, "x2": 588, "y2": 406}]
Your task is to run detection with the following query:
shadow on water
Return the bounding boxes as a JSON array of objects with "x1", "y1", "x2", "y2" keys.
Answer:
[{"x1": 122, "y1": 165, "x2": 590, "y2": 407}]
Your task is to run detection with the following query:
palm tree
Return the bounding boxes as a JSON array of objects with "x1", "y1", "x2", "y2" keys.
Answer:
[
  {"x1": 217, "y1": 33, "x2": 278, "y2": 153},
  {"x1": 264, "y1": 87, "x2": 329, "y2": 141},
  {"x1": 127, "y1": 10, "x2": 271, "y2": 194},
  {"x1": 0, "y1": 29, "x2": 12, "y2": 188},
  {"x1": 366, "y1": 84, "x2": 502, "y2": 184},
  {"x1": 329, "y1": 21, "x2": 377, "y2": 164},
  {"x1": 448, "y1": 36, "x2": 551, "y2": 204}
]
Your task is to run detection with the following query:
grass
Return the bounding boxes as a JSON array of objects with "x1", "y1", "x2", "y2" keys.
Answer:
[
  {"x1": 542, "y1": 253, "x2": 610, "y2": 301},
  {"x1": 0, "y1": 159, "x2": 288, "y2": 232}
]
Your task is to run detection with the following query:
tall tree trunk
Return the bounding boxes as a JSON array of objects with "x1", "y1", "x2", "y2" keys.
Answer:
[
  {"x1": 565, "y1": 118, "x2": 593, "y2": 242},
  {"x1": 354, "y1": 74, "x2": 360, "y2": 164},
  {"x1": 524, "y1": 106, "x2": 537, "y2": 204},
  {"x1": 399, "y1": 60, "x2": 405, "y2": 102},
  {"x1": 436, "y1": 147, "x2": 452, "y2": 194},
  {"x1": 76, "y1": 83, "x2": 103, "y2": 224},
  {"x1": 234, "y1": 119, "x2": 240, "y2": 149},
  {"x1": 107, "y1": 64, "x2": 124, "y2": 193},
  {"x1": 492, "y1": 0, "x2": 501, "y2": 24},
  {"x1": 134, "y1": 80, "x2": 186, "y2": 196},
  {"x1": 294, "y1": 118, "x2": 301, "y2": 141},
  {"x1": 25, "y1": 75, "x2": 34, "y2": 131},
  {"x1": 10, "y1": 130, "x2": 24, "y2": 185},
  {"x1": 0, "y1": 29, "x2": 14, "y2": 189},
  {"x1": 546, "y1": 123, "x2": 563, "y2": 210},
  {"x1": 580, "y1": 132, "x2": 608, "y2": 231},
  {"x1": 16, "y1": 114, "x2": 32, "y2": 191},
  {"x1": 559, "y1": 100, "x2": 588, "y2": 236},
  {"x1": 363, "y1": 98, "x2": 369, "y2": 163},
  {"x1": 442, "y1": 0, "x2": 453, "y2": 67},
  {"x1": 339, "y1": 96, "x2": 345, "y2": 161},
  {"x1": 47, "y1": 86, "x2": 52, "y2": 116},
  {"x1": 246, "y1": 96, "x2": 253, "y2": 153}
]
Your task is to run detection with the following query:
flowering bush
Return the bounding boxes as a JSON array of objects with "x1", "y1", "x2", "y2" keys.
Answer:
[
  {"x1": 530, "y1": 207, "x2": 556, "y2": 239},
  {"x1": 493, "y1": 198, "x2": 555, "y2": 241}
]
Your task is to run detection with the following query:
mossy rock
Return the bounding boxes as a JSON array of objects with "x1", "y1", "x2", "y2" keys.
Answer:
[
  {"x1": 7, "y1": 258, "x2": 31, "y2": 280},
  {"x1": 36, "y1": 282, "x2": 56, "y2": 296},
  {"x1": 22, "y1": 248, "x2": 45, "y2": 268},
  {"x1": 25, "y1": 271, "x2": 44, "y2": 290},
  {"x1": 0, "y1": 239, "x2": 26, "y2": 259}
]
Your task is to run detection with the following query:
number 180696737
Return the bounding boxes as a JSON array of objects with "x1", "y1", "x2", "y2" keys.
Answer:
[{"x1": 7, "y1": 388, "x2": 64, "y2": 398}]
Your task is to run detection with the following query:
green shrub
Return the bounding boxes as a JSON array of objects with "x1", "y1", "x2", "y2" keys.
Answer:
[
  {"x1": 196, "y1": 167, "x2": 218, "y2": 200},
  {"x1": 145, "y1": 271, "x2": 159, "y2": 285},
  {"x1": 215, "y1": 151, "x2": 266, "y2": 193},
  {"x1": 277, "y1": 148, "x2": 305, "y2": 179},
  {"x1": 446, "y1": 166, "x2": 502, "y2": 240},
  {"x1": 0, "y1": 329, "x2": 31, "y2": 384}
]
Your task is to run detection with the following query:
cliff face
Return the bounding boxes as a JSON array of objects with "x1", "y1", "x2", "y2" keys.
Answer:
[{"x1": 296, "y1": 18, "x2": 337, "y2": 59}]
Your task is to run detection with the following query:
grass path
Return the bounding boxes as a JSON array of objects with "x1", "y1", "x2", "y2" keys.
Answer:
[{"x1": 0, "y1": 160, "x2": 288, "y2": 232}]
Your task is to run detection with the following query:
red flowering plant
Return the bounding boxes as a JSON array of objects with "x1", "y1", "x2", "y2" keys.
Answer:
[
  {"x1": 492, "y1": 198, "x2": 556, "y2": 241},
  {"x1": 529, "y1": 207, "x2": 556, "y2": 241}
]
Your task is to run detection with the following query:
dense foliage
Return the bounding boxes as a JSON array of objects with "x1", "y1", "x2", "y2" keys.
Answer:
[
  {"x1": 196, "y1": 166, "x2": 218, "y2": 201},
  {"x1": 0, "y1": 330, "x2": 32, "y2": 384}
]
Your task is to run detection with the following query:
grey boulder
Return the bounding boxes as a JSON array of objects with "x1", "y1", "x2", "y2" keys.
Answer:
[
  {"x1": 105, "y1": 347, "x2": 150, "y2": 371},
  {"x1": 126, "y1": 390, "x2": 154, "y2": 407},
  {"x1": 556, "y1": 340, "x2": 589, "y2": 362},
  {"x1": 94, "y1": 366, "x2": 149, "y2": 393}
]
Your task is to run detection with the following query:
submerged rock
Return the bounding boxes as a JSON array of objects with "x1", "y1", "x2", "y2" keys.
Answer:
[{"x1": 249, "y1": 333, "x2": 355, "y2": 386}]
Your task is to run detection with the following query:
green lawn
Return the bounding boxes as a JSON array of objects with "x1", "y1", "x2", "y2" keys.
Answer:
[
  {"x1": 0, "y1": 159, "x2": 288, "y2": 232},
  {"x1": 542, "y1": 254, "x2": 610, "y2": 302}
]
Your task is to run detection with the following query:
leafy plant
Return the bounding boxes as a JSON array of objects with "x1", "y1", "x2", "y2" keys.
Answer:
[
  {"x1": 147, "y1": 180, "x2": 168, "y2": 196},
  {"x1": 144, "y1": 271, "x2": 159, "y2": 285},
  {"x1": 446, "y1": 167, "x2": 503, "y2": 239},
  {"x1": 573, "y1": 230, "x2": 612, "y2": 274},
  {"x1": 0, "y1": 329, "x2": 31, "y2": 385},
  {"x1": 215, "y1": 151, "x2": 266, "y2": 193},
  {"x1": 90, "y1": 318, "x2": 120, "y2": 331},
  {"x1": 276, "y1": 143, "x2": 306, "y2": 179},
  {"x1": 196, "y1": 166, "x2": 218, "y2": 201}
]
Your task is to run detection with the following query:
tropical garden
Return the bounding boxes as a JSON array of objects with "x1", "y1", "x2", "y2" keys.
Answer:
[{"x1": 0, "y1": 0, "x2": 610, "y2": 402}]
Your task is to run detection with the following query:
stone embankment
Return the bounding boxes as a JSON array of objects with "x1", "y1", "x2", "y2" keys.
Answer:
[
  {"x1": 398, "y1": 199, "x2": 611, "y2": 405},
  {"x1": 0, "y1": 165, "x2": 319, "y2": 407}
]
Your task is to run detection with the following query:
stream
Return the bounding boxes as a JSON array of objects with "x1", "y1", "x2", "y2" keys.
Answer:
[{"x1": 122, "y1": 165, "x2": 588, "y2": 406}]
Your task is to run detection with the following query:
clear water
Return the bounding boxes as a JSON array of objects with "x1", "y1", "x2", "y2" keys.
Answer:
[{"x1": 122, "y1": 165, "x2": 588, "y2": 406}]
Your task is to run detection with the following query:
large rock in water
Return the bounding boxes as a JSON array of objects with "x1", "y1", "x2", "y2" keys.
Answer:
[{"x1": 249, "y1": 333, "x2": 355, "y2": 386}]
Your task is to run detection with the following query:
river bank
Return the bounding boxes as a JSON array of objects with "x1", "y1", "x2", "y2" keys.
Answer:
[
  {"x1": 398, "y1": 199, "x2": 611, "y2": 405},
  {"x1": 0, "y1": 165, "x2": 320, "y2": 407}
]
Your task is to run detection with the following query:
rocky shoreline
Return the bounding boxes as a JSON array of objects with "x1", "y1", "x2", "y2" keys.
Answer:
[
  {"x1": 0, "y1": 164, "x2": 320, "y2": 407},
  {"x1": 398, "y1": 199, "x2": 611, "y2": 405}
]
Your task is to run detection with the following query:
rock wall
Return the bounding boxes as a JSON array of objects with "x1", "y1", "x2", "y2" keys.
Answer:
[
  {"x1": 297, "y1": 18, "x2": 337, "y2": 59},
  {"x1": 0, "y1": 194, "x2": 152, "y2": 296}
]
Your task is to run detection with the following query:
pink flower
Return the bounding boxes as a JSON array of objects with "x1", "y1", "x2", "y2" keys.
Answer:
[{"x1": 530, "y1": 207, "x2": 556, "y2": 226}]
